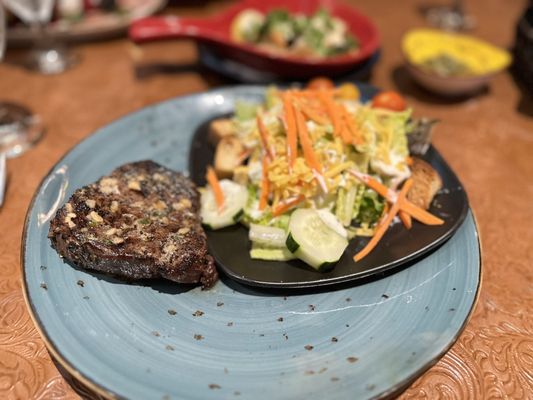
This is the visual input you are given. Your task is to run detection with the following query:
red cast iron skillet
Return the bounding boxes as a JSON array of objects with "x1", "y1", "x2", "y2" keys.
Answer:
[{"x1": 129, "y1": 0, "x2": 380, "y2": 78}]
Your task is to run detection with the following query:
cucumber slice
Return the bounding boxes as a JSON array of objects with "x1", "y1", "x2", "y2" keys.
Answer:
[
  {"x1": 316, "y1": 209, "x2": 348, "y2": 238},
  {"x1": 249, "y1": 224, "x2": 287, "y2": 247},
  {"x1": 201, "y1": 180, "x2": 248, "y2": 229},
  {"x1": 250, "y1": 243, "x2": 296, "y2": 261},
  {"x1": 286, "y1": 208, "x2": 349, "y2": 271}
]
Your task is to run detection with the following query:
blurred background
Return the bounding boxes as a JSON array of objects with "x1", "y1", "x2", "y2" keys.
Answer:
[
  {"x1": 1, "y1": 0, "x2": 531, "y2": 160},
  {"x1": 1, "y1": 0, "x2": 530, "y2": 161}
]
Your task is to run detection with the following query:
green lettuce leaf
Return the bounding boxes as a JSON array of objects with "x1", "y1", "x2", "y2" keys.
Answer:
[
  {"x1": 235, "y1": 101, "x2": 259, "y2": 121},
  {"x1": 355, "y1": 189, "x2": 385, "y2": 225}
]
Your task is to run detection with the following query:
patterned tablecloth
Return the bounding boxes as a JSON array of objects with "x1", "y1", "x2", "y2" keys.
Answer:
[{"x1": 1, "y1": 0, "x2": 532, "y2": 398}]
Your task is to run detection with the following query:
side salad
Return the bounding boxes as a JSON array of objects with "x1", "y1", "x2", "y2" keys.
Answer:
[
  {"x1": 201, "y1": 79, "x2": 444, "y2": 271},
  {"x1": 230, "y1": 8, "x2": 358, "y2": 58}
]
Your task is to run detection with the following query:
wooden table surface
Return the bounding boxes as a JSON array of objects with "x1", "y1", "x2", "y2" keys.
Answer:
[{"x1": 1, "y1": 0, "x2": 532, "y2": 398}]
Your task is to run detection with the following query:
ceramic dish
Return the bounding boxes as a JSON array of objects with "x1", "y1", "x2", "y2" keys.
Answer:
[
  {"x1": 402, "y1": 28, "x2": 511, "y2": 96},
  {"x1": 129, "y1": 0, "x2": 380, "y2": 79},
  {"x1": 404, "y1": 62, "x2": 498, "y2": 96},
  {"x1": 22, "y1": 86, "x2": 481, "y2": 399},
  {"x1": 8, "y1": 0, "x2": 166, "y2": 45}
]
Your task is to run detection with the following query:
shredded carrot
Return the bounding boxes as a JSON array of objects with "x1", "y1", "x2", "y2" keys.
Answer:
[
  {"x1": 378, "y1": 202, "x2": 390, "y2": 225},
  {"x1": 256, "y1": 114, "x2": 275, "y2": 160},
  {"x1": 341, "y1": 106, "x2": 363, "y2": 146},
  {"x1": 347, "y1": 170, "x2": 444, "y2": 226},
  {"x1": 400, "y1": 201, "x2": 444, "y2": 225},
  {"x1": 347, "y1": 170, "x2": 393, "y2": 199},
  {"x1": 319, "y1": 91, "x2": 342, "y2": 136},
  {"x1": 399, "y1": 211, "x2": 412, "y2": 229},
  {"x1": 237, "y1": 149, "x2": 252, "y2": 165},
  {"x1": 272, "y1": 195, "x2": 305, "y2": 217},
  {"x1": 259, "y1": 157, "x2": 270, "y2": 210},
  {"x1": 349, "y1": 124, "x2": 364, "y2": 146},
  {"x1": 283, "y1": 93, "x2": 298, "y2": 169},
  {"x1": 294, "y1": 88, "x2": 336, "y2": 98},
  {"x1": 398, "y1": 170, "x2": 413, "y2": 229},
  {"x1": 298, "y1": 102, "x2": 330, "y2": 125},
  {"x1": 295, "y1": 107, "x2": 322, "y2": 172},
  {"x1": 354, "y1": 179, "x2": 413, "y2": 261},
  {"x1": 206, "y1": 166, "x2": 225, "y2": 212},
  {"x1": 337, "y1": 111, "x2": 353, "y2": 145}
]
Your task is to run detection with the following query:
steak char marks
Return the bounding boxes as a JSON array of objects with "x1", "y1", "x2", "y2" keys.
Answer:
[{"x1": 48, "y1": 161, "x2": 218, "y2": 288}]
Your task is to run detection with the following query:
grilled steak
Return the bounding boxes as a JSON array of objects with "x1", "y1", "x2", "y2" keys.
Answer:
[{"x1": 48, "y1": 161, "x2": 218, "y2": 288}]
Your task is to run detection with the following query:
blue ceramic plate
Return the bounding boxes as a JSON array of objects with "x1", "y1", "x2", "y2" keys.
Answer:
[{"x1": 22, "y1": 86, "x2": 481, "y2": 400}]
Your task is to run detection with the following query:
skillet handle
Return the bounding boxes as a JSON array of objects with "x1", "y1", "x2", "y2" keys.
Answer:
[{"x1": 129, "y1": 16, "x2": 217, "y2": 44}]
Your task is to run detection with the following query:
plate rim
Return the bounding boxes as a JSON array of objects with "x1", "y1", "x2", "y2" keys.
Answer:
[
  {"x1": 20, "y1": 214, "x2": 483, "y2": 400},
  {"x1": 20, "y1": 86, "x2": 483, "y2": 399}
]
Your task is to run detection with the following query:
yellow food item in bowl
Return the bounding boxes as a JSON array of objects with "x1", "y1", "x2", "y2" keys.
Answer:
[{"x1": 402, "y1": 28, "x2": 511, "y2": 76}]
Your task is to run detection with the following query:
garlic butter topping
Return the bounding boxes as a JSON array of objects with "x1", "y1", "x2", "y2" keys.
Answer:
[
  {"x1": 172, "y1": 198, "x2": 192, "y2": 211},
  {"x1": 154, "y1": 200, "x2": 167, "y2": 210},
  {"x1": 87, "y1": 211, "x2": 103, "y2": 223},
  {"x1": 178, "y1": 227, "x2": 190, "y2": 235},
  {"x1": 64, "y1": 212, "x2": 77, "y2": 228},
  {"x1": 105, "y1": 228, "x2": 117, "y2": 236},
  {"x1": 161, "y1": 242, "x2": 178, "y2": 262},
  {"x1": 99, "y1": 178, "x2": 120, "y2": 194},
  {"x1": 128, "y1": 180, "x2": 141, "y2": 191},
  {"x1": 152, "y1": 173, "x2": 168, "y2": 182}
]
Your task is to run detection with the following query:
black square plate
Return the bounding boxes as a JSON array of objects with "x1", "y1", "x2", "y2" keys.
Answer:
[{"x1": 189, "y1": 110, "x2": 468, "y2": 289}]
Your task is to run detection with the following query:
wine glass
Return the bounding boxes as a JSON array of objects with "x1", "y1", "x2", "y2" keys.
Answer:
[
  {"x1": 423, "y1": 0, "x2": 475, "y2": 31},
  {"x1": 3, "y1": 0, "x2": 77, "y2": 74},
  {"x1": 0, "y1": 3, "x2": 43, "y2": 157}
]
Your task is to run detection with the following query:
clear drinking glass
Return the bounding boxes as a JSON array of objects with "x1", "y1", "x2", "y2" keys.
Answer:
[
  {"x1": 424, "y1": 0, "x2": 475, "y2": 31},
  {"x1": 3, "y1": 0, "x2": 76, "y2": 74},
  {"x1": 0, "y1": 3, "x2": 43, "y2": 157}
]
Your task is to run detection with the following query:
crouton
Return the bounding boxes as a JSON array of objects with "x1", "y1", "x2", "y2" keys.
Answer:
[
  {"x1": 406, "y1": 158, "x2": 442, "y2": 209},
  {"x1": 233, "y1": 166, "x2": 249, "y2": 186},
  {"x1": 208, "y1": 118, "x2": 235, "y2": 145},
  {"x1": 214, "y1": 136, "x2": 245, "y2": 178}
]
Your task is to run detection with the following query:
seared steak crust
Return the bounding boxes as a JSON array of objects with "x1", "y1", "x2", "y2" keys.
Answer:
[{"x1": 48, "y1": 161, "x2": 218, "y2": 288}]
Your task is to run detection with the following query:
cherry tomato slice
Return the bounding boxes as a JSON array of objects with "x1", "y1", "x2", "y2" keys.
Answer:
[
  {"x1": 371, "y1": 91, "x2": 407, "y2": 111},
  {"x1": 307, "y1": 77, "x2": 335, "y2": 91}
]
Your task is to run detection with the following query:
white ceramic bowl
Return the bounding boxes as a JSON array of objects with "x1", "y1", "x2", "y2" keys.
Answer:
[
  {"x1": 401, "y1": 28, "x2": 511, "y2": 97},
  {"x1": 405, "y1": 61, "x2": 495, "y2": 96}
]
